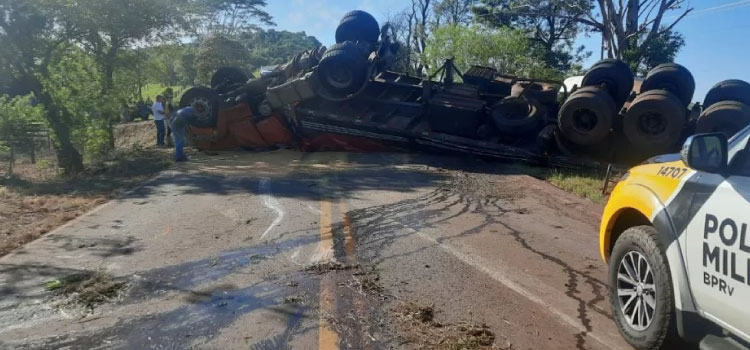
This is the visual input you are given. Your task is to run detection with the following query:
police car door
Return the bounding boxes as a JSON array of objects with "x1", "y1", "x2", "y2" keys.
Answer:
[{"x1": 686, "y1": 127, "x2": 750, "y2": 337}]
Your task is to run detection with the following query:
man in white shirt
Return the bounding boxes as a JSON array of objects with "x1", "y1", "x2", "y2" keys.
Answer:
[{"x1": 152, "y1": 95, "x2": 167, "y2": 146}]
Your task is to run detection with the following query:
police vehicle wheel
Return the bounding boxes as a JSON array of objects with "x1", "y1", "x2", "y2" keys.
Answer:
[{"x1": 609, "y1": 225, "x2": 679, "y2": 350}]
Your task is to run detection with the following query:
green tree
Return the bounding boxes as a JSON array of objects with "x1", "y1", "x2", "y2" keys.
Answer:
[
  {"x1": 422, "y1": 24, "x2": 559, "y2": 79},
  {"x1": 623, "y1": 29, "x2": 684, "y2": 75},
  {"x1": 51, "y1": 0, "x2": 184, "y2": 150},
  {"x1": 472, "y1": 0, "x2": 592, "y2": 73},
  {"x1": 434, "y1": 0, "x2": 475, "y2": 25},
  {"x1": 0, "y1": 0, "x2": 85, "y2": 173},
  {"x1": 191, "y1": 0, "x2": 275, "y2": 37},
  {"x1": 195, "y1": 35, "x2": 252, "y2": 83},
  {"x1": 116, "y1": 49, "x2": 150, "y2": 101},
  {"x1": 178, "y1": 46, "x2": 199, "y2": 86},
  {"x1": 43, "y1": 48, "x2": 110, "y2": 160},
  {"x1": 564, "y1": 0, "x2": 691, "y2": 67},
  {"x1": 242, "y1": 29, "x2": 321, "y2": 67}
]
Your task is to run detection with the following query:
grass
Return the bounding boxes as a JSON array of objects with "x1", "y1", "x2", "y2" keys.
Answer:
[
  {"x1": 507, "y1": 163, "x2": 608, "y2": 204},
  {"x1": 546, "y1": 170, "x2": 607, "y2": 204}
]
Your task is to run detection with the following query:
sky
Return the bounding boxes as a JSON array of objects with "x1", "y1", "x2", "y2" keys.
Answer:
[{"x1": 264, "y1": 0, "x2": 750, "y2": 102}]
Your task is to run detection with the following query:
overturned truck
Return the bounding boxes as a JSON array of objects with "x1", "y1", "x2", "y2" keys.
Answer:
[{"x1": 179, "y1": 10, "x2": 750, "y2": 169}]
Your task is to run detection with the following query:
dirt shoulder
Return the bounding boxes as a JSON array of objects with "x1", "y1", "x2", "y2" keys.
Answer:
[{"x1": 0, "y1": 124, "x2": 172, "y2": 257}]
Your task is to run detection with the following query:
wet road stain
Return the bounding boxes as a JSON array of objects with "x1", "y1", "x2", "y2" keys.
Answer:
[{"x1": 346, "y1": 176, "x2": 611, "y2": 350}]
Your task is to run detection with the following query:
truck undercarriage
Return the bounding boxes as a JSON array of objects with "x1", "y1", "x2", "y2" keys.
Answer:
[{"x1": 177, "y1": 10, "x2": 750, "y2": 172}]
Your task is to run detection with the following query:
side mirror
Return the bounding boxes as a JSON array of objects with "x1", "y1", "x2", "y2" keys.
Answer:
[{"x1": 681, "y1": 133, "x2": 728, "y2": 174}]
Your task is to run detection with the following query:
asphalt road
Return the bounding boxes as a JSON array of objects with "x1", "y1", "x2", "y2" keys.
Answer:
[{"x1": 0, "y1": 150, "x2": 632, "y2": 350}]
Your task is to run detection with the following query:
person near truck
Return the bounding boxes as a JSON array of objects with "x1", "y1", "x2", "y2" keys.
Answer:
[
  {"x1": 152, "y1": 95, "x2": 167, "y2": 146},
  {"x1": 170, "y1": 106, "x2": 195, "y2": 162}
]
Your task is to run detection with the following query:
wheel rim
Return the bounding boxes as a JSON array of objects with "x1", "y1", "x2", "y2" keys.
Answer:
[
  {"x1": 638, "y1": 112, "x2": 667, "y2": 136},
  {"x1": 572, "y1": 108, "x2": 598, "y2": 133},
  {"x1": 191, "y1": 96, "x2": 213, "y2": 123},
  {"x1": 617, "y1": 251, "x2": 656, "y2": 331},
  {"x1": 326, "y1": 62, "x2": 354, "y2": 89}
]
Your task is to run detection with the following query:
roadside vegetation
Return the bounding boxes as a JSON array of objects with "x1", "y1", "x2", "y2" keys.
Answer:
[
  {"x1": 509, "y1": 164, "x2": 608, "y2": 204},
  {"x1": 546, "y1": 170, "x2": 607, "y2": 204}
]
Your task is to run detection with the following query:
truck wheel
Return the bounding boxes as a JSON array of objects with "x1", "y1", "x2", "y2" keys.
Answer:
[
  {"x1": 623, "y1": 90, "x2": 686, "y2": 153},
  {"x1": 491, "y1": 96, "x2": 546, "y2": 135},
  {"x1": 609, "y1": 225, "x2": 678, "y2": 350},
  {"x1": 511, "y1": 82, "x2": 557, "y2": 104},
  {"x1": 179, "y1": 87, "x2": 219, "y2": 128},
  {"x1": 582, "y1": 59, "x2": 634, "y2": 108},
  {"x1": 211, "y1": 67, "x2": 249, "y2": 92},
  {"x1": 703, "y1": 79, "x2": 750, "y2": 109},
  {"x1": 335, "y1": 10, "x2": 380, "y2": 44},
  {"x1": 696, "y1": 100, "x2": 750, "y2": 138},
  {"x1": 558, "y1": 86, "x2": 616, "y2": 146},
  {"x1": 316, "y1": 42, "x2": 369, "y2": 96},
  {"x1": 641, "y1": 63, "x2": 695, "y2": 106}
]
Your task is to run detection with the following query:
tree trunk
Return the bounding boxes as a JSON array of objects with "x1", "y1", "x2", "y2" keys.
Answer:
[
  {"x1": 101, "y1": 46, "x2": 119, "y2": 151},
  {"x1": 32, "y1": 81, "x2": 84, "y2": 175}
]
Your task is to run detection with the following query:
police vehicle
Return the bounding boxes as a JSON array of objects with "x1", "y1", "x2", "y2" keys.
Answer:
[{"x1": 600, "y1": 125, "x2": 750, "y2": 349}]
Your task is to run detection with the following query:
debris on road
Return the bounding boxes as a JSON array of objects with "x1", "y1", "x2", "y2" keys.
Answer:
[
  {"x1": 45, "y1": 271, "x2": 127, "y2": 311},
  {"x1": 304, "y1": 261, "x2": 359, "y2": 274},
  {"x1": 397, "y1": 302, "x2": 435, "y2": 324},
  {"x1": 394, "y1": 302, "x2": 500, "y2": 350}
]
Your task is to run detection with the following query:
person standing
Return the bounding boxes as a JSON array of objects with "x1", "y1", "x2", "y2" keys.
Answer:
[
  {"x1": 170, "y1": 106, "x2": 195, "y2": 162},
  {"x1": 152, "y1": 95, "x2": 166, "y2": 146}
]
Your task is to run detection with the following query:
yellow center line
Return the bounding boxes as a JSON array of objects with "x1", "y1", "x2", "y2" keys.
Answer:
[
  {"x1": 341, "y1": 202, "x2": 356, "y2": 262},
  {"x1": 318, "y1": 197, "x2": 339, "y2": 350}
]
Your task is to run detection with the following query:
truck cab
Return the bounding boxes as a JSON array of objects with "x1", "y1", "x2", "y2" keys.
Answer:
[{"x1": 600, "y1": 125, "x2": 750, "y2": 349}]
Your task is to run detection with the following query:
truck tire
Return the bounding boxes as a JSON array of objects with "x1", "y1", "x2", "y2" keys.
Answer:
[
  {"x1": 558, "y1": 86, "x2": 616, "y2": 146},
  {"x1": 623, "y1": 90, "x2": 686, "y2": 153},
  {"x1": 316, "y1": 41, "x2": 369, "y2": 96},
  {"x1": 641, "y1": 63, "x2": 695, "y2": 106},
  {"x1": 179, "y1": 86, "x2": 219, "y2": 128},
  {"x1": 335, "y1": 10, "x2": 380, "y2": 44},
  {"x1": 511, "y1": 82, "x2": 557, "y2": 104},
  {"x1": 609, "y1": 225, "x2": 679, "y2": 350},
  {"x1": 582, "y1": 59, "x2": 634, "y2": 108},
  {"x1": 703, "y1": 79, "x2": 750, "y2": 109},
  {"x1": 211, "y1": 67, "x2": 249, "y2": 92},
  {"x1": 491, "y1": 96, "x2": 546, "y2": 135},
  {"x1": 695, "y1": 100, "x2": 750, "y2": 138}
]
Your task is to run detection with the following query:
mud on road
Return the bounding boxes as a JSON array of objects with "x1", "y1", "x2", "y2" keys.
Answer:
[{"x1": 0, "y1": 151, "x2": 630, "y2": 350}]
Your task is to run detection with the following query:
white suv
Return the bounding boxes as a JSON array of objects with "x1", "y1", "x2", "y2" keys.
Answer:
[{"x1": 600, "y1": 125, "x2": 750, "y2": 349}]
